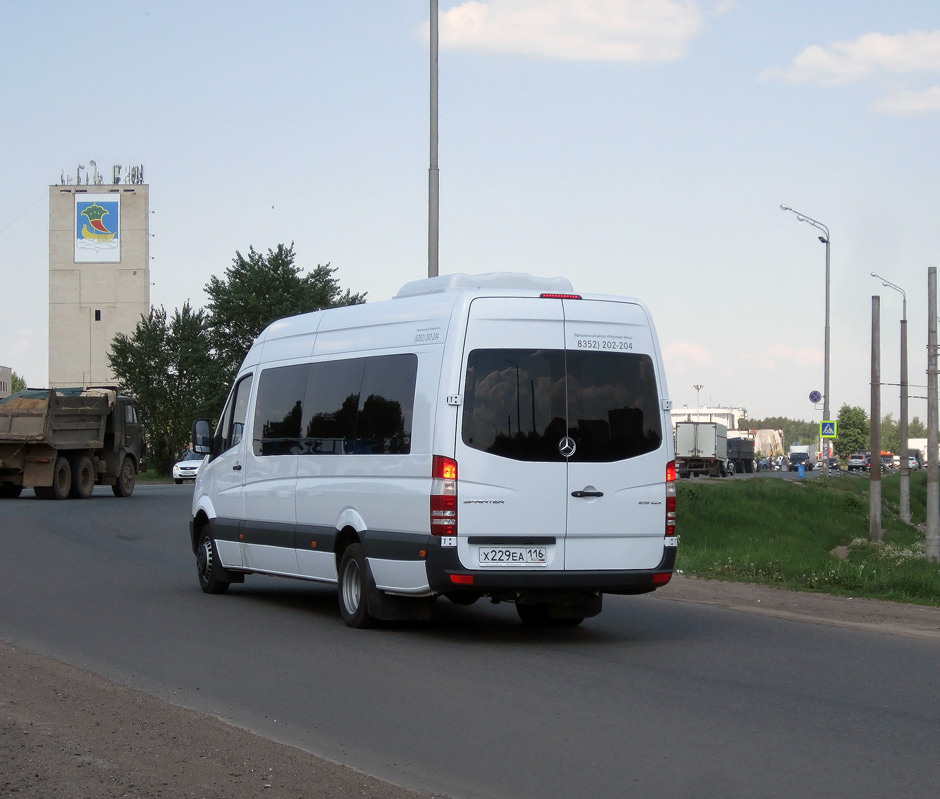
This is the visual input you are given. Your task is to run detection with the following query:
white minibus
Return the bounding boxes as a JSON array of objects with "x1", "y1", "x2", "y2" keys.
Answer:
[{"x1": 190, "y1": 272, "x2": 677, "y2": 627}]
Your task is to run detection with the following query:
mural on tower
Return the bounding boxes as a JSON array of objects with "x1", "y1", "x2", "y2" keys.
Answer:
[{"x1": 74, "y1": 193, "x2": 120, "y2": 263}]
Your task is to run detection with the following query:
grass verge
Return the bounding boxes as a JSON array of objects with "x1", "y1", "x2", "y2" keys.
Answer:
[{"x1": 675, "y1": 471, "x2": 940, "y2": 606}]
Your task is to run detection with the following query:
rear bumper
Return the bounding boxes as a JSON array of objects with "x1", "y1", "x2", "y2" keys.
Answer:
[{"x1": 425, "y1": 540, "x2": 676, "y2": 596}]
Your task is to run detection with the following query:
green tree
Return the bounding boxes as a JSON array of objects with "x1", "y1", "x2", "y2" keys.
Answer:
[
  {"x1": 10, "y1": 371, "x2": 26, "y2": 392},
  {"x1": 910, "y1": 416, "x2": 927, "y2": 438},
  {"x1": 205, "y1": 243, "x2": 365, "y2": 400},
  {"x1": 834, "y1": 404, "x2": 869, "y2": 458},
  {"x1": 881, "y1": 413, "x2": 899, "y2": 454},
  {"x1": 109, "y1": 303, "x2": 222, "y2": 474}
]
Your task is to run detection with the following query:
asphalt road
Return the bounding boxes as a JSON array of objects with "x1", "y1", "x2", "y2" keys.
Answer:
[{"x1": 1, "y1": 485, "x2": 939, "y2": 799}]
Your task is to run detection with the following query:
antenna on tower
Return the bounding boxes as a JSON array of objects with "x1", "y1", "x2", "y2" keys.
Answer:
[
  {"x1": 77, "y1": 163, "x2": 85, "y2": 184},
  {"x1": 113, "y1": 164, "x2": 121, "y2": 184}
]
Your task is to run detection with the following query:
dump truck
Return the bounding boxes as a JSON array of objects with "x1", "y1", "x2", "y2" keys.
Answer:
[
  {"x1": 674, "y1": 421, "x2": 730, "y2": 478},
  {"x1": 727, "y1": 435, "x2": 756, "y2": 474},
  {"x1": 0, "y1": 387, "x2": 141, "y2": 499}
]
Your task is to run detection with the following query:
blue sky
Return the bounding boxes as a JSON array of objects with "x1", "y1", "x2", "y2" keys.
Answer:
[{"x1": 2, "y1": 1, "x2": 940, "y2": 424}]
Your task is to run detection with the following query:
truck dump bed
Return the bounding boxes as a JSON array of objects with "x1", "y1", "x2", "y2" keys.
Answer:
[{"x1": 0, "y1": 388, "x2": 115, "y2": 450}]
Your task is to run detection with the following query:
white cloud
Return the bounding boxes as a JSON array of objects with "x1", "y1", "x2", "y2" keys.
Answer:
[
  {"x1": 761, "y1": 30, "x2": 940, "y2": 116},
  {"x1": 873, "y1": 86, "x2": 940, "y2": 116},
  {"x1": 422, "y1": 0, "x2": 705, "y2": 62},
  {"x1": 762, "y1": 30, "x2": 940, "y2": 87},
  {"x1": 662, "y1": 340, "x2": 712, "y2": 371}
]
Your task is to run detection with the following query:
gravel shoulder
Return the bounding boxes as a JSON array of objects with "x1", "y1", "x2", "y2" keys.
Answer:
[{"x1": 3, "y1": 577, "x2": 939, "y2": 798}]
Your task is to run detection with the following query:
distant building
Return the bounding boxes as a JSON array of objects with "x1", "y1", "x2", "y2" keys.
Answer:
[
  {"x1": 0, "y1": 365, "x2": 11, "y2": 398},
  {"x1": 48, "y1": 163, "x2": 150, "y2": 387},
  {"x1": 671, "y1": 406, "x2": 748, "y2": 431}
]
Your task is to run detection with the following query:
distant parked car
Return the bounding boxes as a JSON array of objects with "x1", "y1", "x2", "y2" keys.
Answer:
[
  {"x1": 172, "y1": 450, "x2": 204, "y2": 484},
  {"x1": 847, "y1": 454, "x2": 869, "y2": 472},
  {"x1": 909, "y1": 455, "x2": 921, "y2": 470}
]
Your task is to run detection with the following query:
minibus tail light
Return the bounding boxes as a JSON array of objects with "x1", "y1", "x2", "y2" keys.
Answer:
[
  {"x1": 665, "y1": 461, "x2": 677, "y2": 536},
  {"x1": 540, "y1": 293, "x2": 582, "y2": 300},
  {"x1": 431, "y1": 455, "x2": 457, "y2": 536}
]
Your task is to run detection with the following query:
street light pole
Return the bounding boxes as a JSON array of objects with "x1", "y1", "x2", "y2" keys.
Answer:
[
  {"x1": 781, "y1": 205, "x2": 831, "y2": 476},
  {"x1": 428, "y1": 0, "x2": 440, "y2": 278},
  {"x1": 872, "y1": 273, "x2": 909, "y2": 524}
]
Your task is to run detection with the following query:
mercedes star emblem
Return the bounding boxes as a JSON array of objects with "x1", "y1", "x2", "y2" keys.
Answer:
[{"x1": 558, "y1": 436, "x2": 577, "y2": 457}]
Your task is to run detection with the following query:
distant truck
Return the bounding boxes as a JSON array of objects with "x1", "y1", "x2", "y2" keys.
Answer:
[
  {"x1": 727, "y1": 436, "x2": 756, "y2": 474},
  {"x1": 675, "y1": 421, "x2": 730, "y2": 478},
  {"x1": 0, "y1": 387, "x2": 141, "y2": 499},
  {"x1": 788, "y1": 444, "x2": 816, "y2": 472},
  {"x1": 909, "y1": 438, "x2": 927, "y2": 467}
]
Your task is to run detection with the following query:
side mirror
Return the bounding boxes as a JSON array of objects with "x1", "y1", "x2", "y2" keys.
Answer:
[{"x1": 192, "y1": 419, "x2": 212, "y2": 455}]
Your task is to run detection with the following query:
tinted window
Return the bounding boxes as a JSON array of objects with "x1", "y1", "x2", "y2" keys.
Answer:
[
  {"x1": 218, "y1": 374, "x2": 254, "y2": 453},
  {"x1": 462, "y1": 349, "x2": 661, "y2": 462},
  {"x1": 253, "y1": 364, "x2": 308, "y2": 456},
  {"x1": 354, "y1": 354, "x2": 417, "y2": 454},
  {"x1": 565, "y1": 351, "x2": 661, "y2": 462},
  {"x1": 300, "y1": 359, "x2": 364, "y2": 455},
  {"x1": 462, "y1": 349, "x2": 567, "y2": 462}
]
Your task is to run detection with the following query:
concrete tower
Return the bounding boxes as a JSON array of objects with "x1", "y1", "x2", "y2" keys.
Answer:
[{"x1": 48, "y1": 164, "x2": 150, "y2": 387}]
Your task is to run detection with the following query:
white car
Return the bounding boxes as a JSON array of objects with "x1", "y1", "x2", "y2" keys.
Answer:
[{"x1": 172, "y1": 451, "x2": 204, "y2": 484}]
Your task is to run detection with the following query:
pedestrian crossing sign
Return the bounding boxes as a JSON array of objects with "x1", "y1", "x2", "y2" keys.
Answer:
[{"x1": 820, "y1": 421, "x2": 837, "y2": 438}]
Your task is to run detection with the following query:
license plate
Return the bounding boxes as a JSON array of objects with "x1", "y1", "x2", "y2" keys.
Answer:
[{"x1": 478, "y1": 546, "x2": 548, "y2": 566}]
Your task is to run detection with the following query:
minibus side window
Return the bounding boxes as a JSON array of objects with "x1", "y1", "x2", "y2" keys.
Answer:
[
  {"x1": 301, "y1": 359, "x2": 364, "y2": 454},
  {"x1": 354, "y1": 354, "x2": 417, "y2": 454},
  {"x1": 252, "y1": 364, "x2": 308, "y2": 456},
  {"x1": 219, "y1": 374, "x2": 254, "y2": 453}
]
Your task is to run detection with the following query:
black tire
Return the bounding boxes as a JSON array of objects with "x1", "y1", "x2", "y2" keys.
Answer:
[
  {"x1": 50, "y1": 457, "x2": 71, "y2": 500},
  {"x1": 174, "y1": 478, "x2": 183, "y2": 485},
  {"x1": 69, "y1": 456, "x2": 95, "y2": 499},
  {"x1": 196, "y1": 529, "x2": 230, "y2": 595},
  {"x1": 516, "y1": 603, "x2": 584, "y2": 627},
  {"x1": 338, "y1": 544, "x2": 378, "y2": 628},
  {"x1": 0, "y1": 482, "x2": 22, "y2": 499},
  {"x1": 112, "y1": 456, "x2": 136, "y2": 497}
]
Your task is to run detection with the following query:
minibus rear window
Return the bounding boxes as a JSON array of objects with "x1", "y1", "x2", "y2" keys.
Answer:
[{"x1": 461, "y1": 349, "x2": 661, "y2": 462}]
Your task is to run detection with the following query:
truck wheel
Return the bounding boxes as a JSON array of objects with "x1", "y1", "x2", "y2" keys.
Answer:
[
  {"x1": 196, "y1": 529, "x2": 230, "y2": 595},
  {"x1": 69, "y1": 456, "x2": 95, "y2": 499},
  {"x1": 50, "y1": 457, "x2": 71, "y2": 500},
  {"x1": 338, "y1": 544, "x2": 378, "y2": 628},
  {"x1": 112, "y1": 456, "x2": 136, "y2": 497},
  {"x1": 0, "y1": 482, "x2": 22, "y2": 499}
]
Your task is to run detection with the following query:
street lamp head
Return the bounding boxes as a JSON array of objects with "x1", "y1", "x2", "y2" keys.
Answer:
[
  {"x1": 780, "y1": 204, "x2": 790, "y2": 211},
  {"x1": 818, "y1": 236, "x2": 828, "y2": 244},
  {"x1": 797, "y1": 215, "x2": 805, "y2": 222}
]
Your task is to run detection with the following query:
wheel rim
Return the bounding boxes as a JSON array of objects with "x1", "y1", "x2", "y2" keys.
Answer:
[
  {"x1": 121, "y1": 462, "x2": 134, "y2": 492},
  {"x1": 55, "y1": 464, "x2": 69, "y2": 496},
  {"x1": 341, "y1": 559, "x2": 361, "y2": 614},
  {"x1": 197, "y1": 537, "x2": 213, "y2": 583}
]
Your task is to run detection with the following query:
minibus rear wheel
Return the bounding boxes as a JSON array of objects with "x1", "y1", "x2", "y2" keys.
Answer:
[{"x1": 338, "y1": 544, "x2": 378, "y2": 628}]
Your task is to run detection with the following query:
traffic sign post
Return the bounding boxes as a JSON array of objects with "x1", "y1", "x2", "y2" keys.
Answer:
[
  {"x1": 820, "y1": 421, "x2": 837, "y2": 438},
  {"x1": 809, "y1": 390, "x2": 822, "y2": 404}
]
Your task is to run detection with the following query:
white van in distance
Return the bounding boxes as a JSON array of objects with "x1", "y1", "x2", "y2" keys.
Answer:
[{"x1": 190, "y1": 272, "x2": 677, "y2": 627}]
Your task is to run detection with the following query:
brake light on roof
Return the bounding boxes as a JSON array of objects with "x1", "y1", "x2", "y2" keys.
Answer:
[
  {"x1": 431, "y1": 455, "x2": 457, "y2": 536},
  {"x1": 665, "y1": 460, "x2": 676, "y2": 536},
  {"x1": 540, "y1": 293, "x2": 582, "y2": 300}
]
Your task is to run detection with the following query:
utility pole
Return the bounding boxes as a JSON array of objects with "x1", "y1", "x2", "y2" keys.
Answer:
[
  {"x1": 428, "y1": 0, "x2": 440, "y2": 278},
  {"x1": 927, "y1": 268, "x2": 939, "y2": 561},
  {"x1": 870, "y1": 295, "x2": 882, "y2": 541}
]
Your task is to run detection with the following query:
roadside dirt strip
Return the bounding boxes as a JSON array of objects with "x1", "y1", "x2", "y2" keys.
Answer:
[
  {"x1": 2, "y1": 577, "x2": 938, "y2": 798},
  {"x1": 659, "y1": 574, "x2": 940, "y2": 642},
  {"x1": 0, "y1": 641, "x2": 444, "y2": 799}
]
